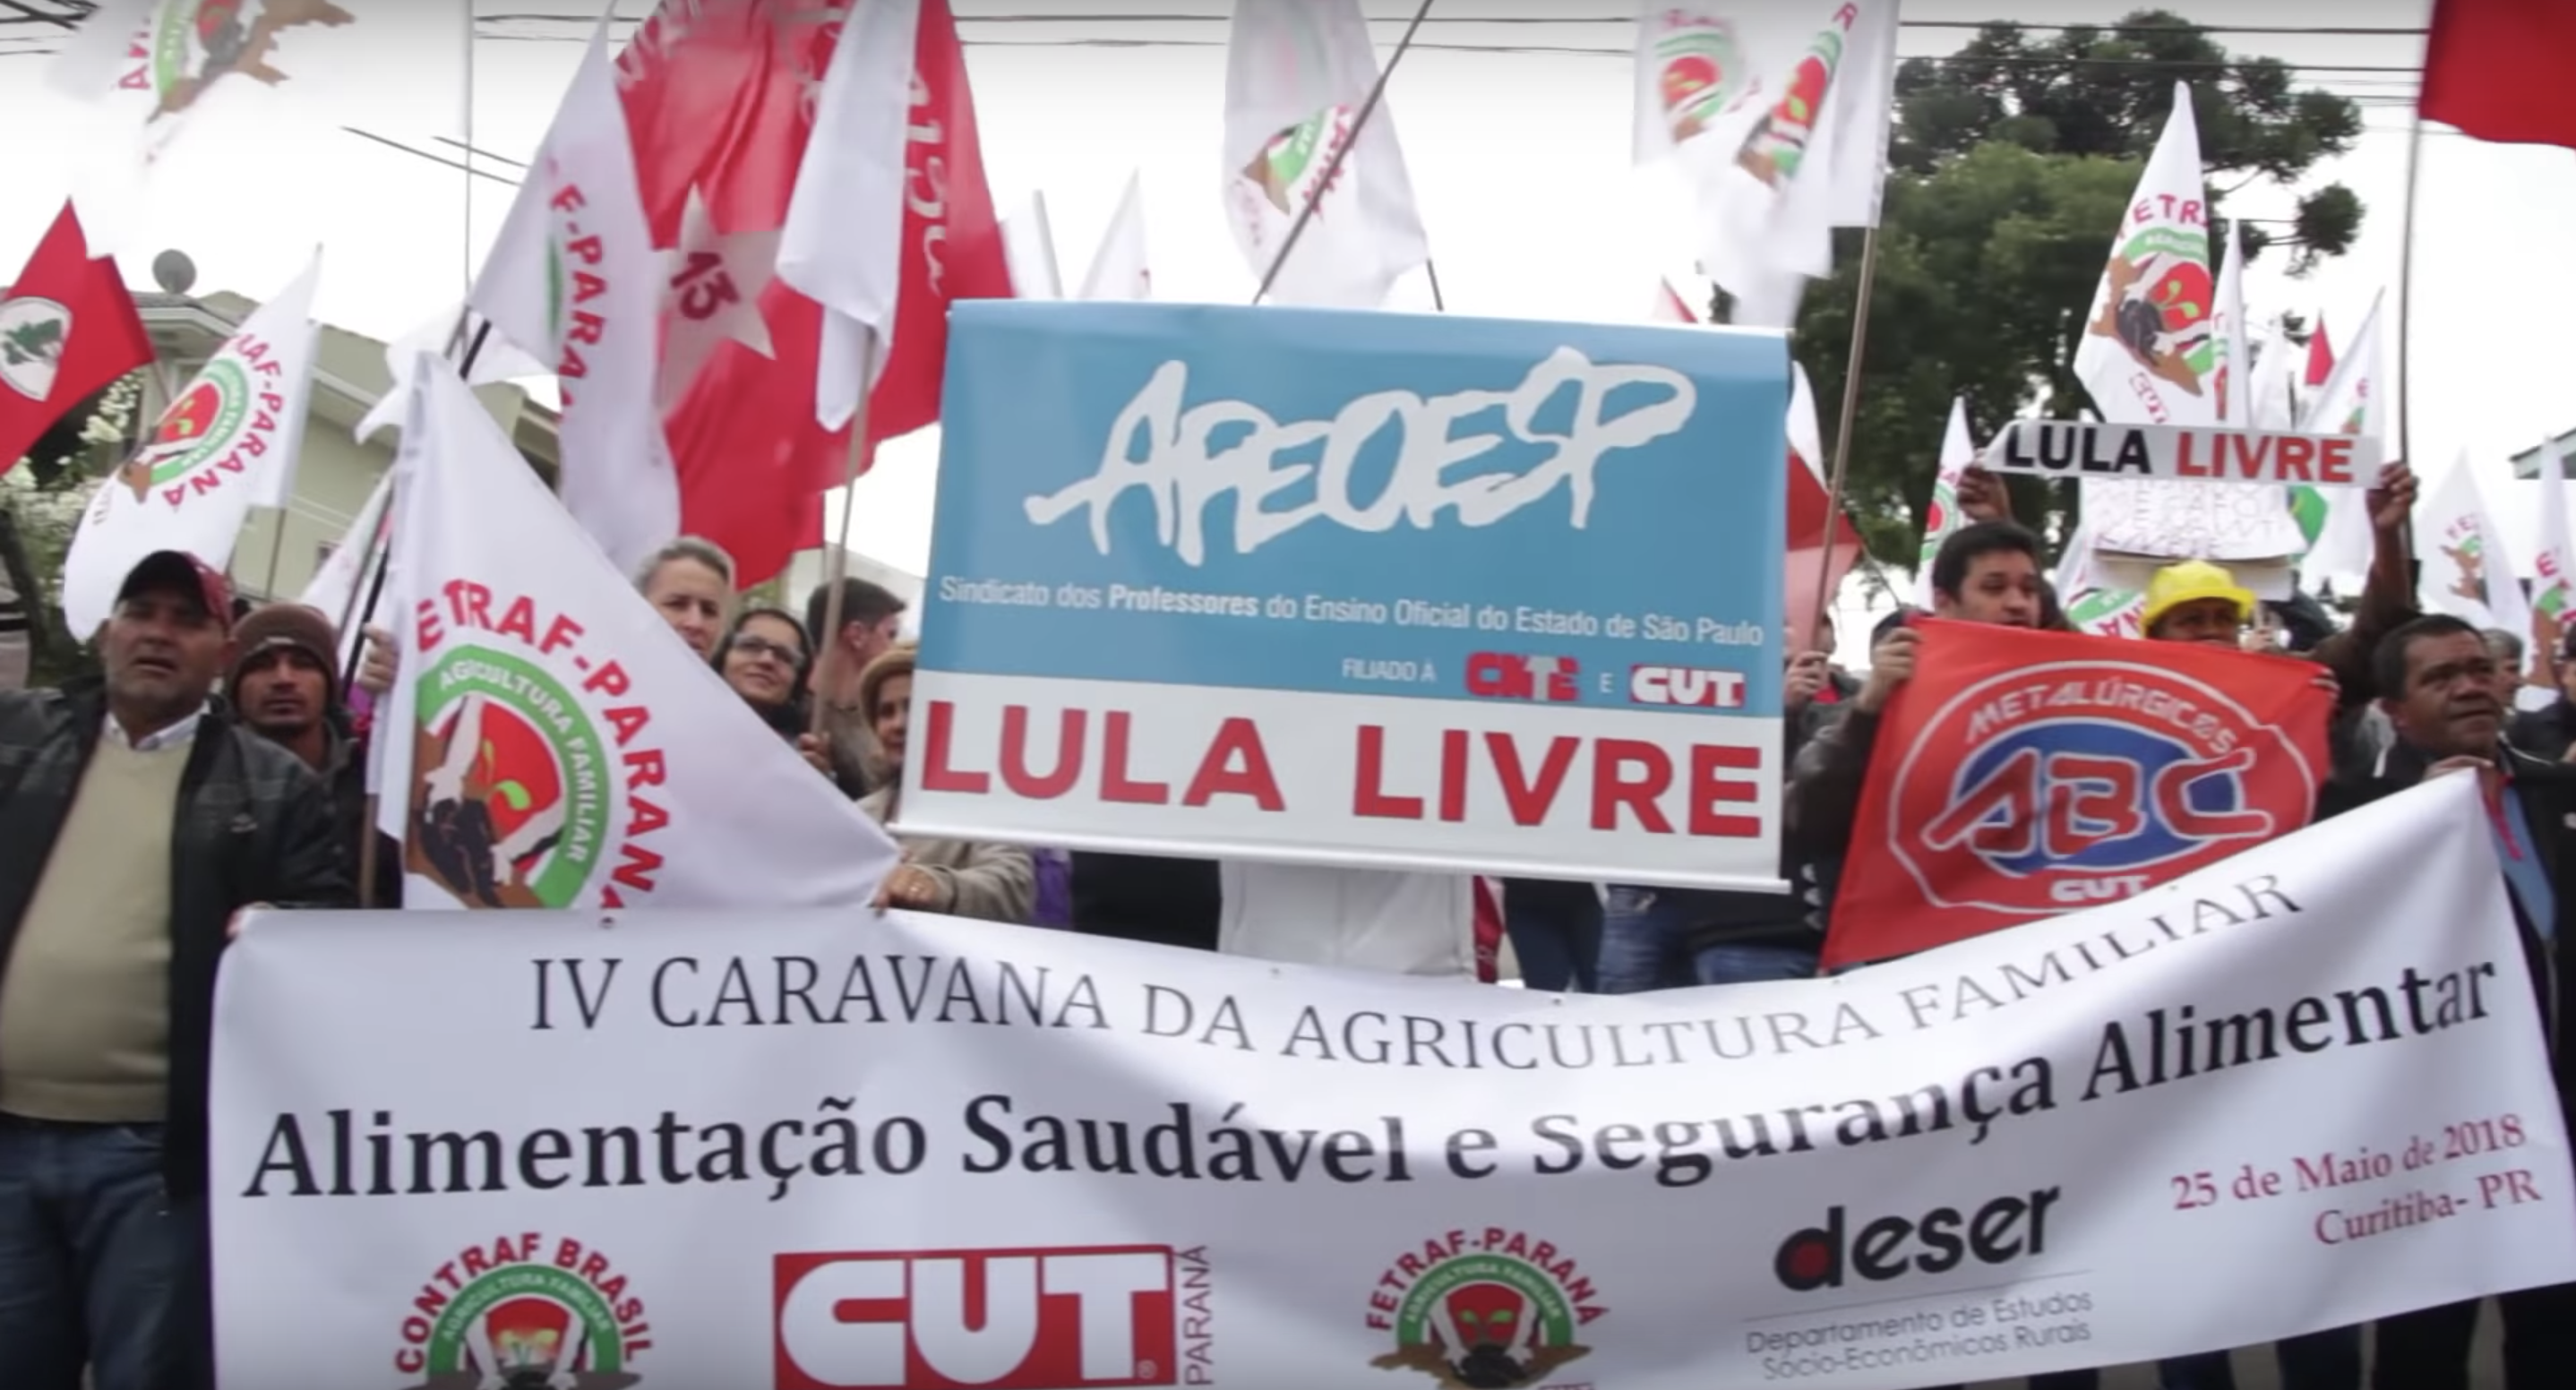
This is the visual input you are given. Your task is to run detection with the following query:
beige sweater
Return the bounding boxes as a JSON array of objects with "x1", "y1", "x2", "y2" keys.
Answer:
[
  {"x1": 857, "y1": 786, "x2": 1035, "y2": 924},
  {"x1": 0, "y1": 736, "x2": 188, "y2": 1121}
]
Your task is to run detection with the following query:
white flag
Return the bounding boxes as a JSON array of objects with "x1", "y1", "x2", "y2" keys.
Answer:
[
  {"x1": 2214, "y1": 219, "x2": 2250, "y2": 426},
  {"x1": 778, "y1": 0, "x2": 923, "y2": 431},
  {"x1": 374, "y1": 356, "x2": 901, "y2": 912},
  {"x1": 2420, "y1": 459, "x2": 2532, "y2": 652},
  {"x1": 1078, "y1": 171, "x2": 1154, "y2": 302},
  {"x1": 2297, "y1": 290, "x2": 2388, "y2": 585},
  {"x1": 2529, "y1": 442, "x2": 2576, "y2": 701},
  {"x1": 298, "y1": 464, "x2": 392, "y2": 652},
  {"x1": 1002, "y1": 192, "x2": 1067, "y2": 301},
  {"x1": 2248, "y1": 329, "x2": 2298, "y2": 432},
  {"x1": 1915, "y1": 397, "x2": 1976, "y2": 606},
  {"x1": 1224, "y1": 0, "x2": 1432, "y2": 307},
  {"x1": 2075, "y1": 83, "x2": 2220, "y2": 427},
  {"x1": 2054, "y1": 517, "x2": 2145, "y2": 639},
  {"x1": 467, "y1": 12, "x2": 676, "y2": 579},
  {"x1": 60, "y1": 251, "x2": 321, "y2": 635}
]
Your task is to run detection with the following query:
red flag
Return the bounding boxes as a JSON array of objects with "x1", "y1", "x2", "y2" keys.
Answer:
[
  {"x1": 615, "y1": 0, "x2": 1008, "y2": 587},
  {"x1": 0, "y1": 202, "x2": 150, "y2": 477},
  {"x1": 2303, "y1": 311, "x2": 2335, "y2": 390},
  {"x1": 868, "y1": 0, "x2": 1012, "y2": 443},
  {"x1": 1823, "y1": 620, "x2": 2330, "y2": 969},
  {"x1": 2422, "y1": 0, "x2": 2576, "y2": 150}
]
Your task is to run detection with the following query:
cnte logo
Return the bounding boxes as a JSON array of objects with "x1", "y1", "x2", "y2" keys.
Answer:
[{"x1": 1773, "y1": 1187, "x2": 2063, "y2": 1291}]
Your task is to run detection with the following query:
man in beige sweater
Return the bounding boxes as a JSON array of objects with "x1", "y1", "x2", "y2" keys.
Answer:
[{"x1": 0, "y1": 551, "x2": 348, "y2": 1390}]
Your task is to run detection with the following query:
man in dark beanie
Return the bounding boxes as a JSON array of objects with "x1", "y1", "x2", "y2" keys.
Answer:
[{"x1": 228, "y1": 604, "x2": 399, "y2": 907}]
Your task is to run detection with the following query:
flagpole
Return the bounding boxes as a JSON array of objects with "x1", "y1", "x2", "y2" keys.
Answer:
[
  {"x1": 808, "y1": 339, "x2": 879, "y2": 747},
  {"x1": 257, "y1": 515, "x2": 285, "y2": 601},
  {"x1": 2394, "y1": 112, "x2": 2426, "y2": 567},
  {"x1": 1424, "y1": 259, "x2": 1448, "y2": 313},
  {"x1": 1251, "y1": 0, "x2": 1437, "y2": 305},
  {"x1": 1806, "y1": 225, "x2": 1884, "y2": 651},
  {"x1": 352, "y1": 312, "x2": 487, "y2": 906}
]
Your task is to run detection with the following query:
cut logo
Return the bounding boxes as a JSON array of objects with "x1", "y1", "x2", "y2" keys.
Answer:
[{"x1": 774, "y1": 1245, "x2": 1213, "y2": 1389}]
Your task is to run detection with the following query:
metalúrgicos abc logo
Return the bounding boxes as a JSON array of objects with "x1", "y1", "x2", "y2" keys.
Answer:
[
  {"x1": 408, "y1": 645, "x2": 617, "y2": 909},
  {"x1": 1885, "y1": 660, "x2": 2315, "y2": 911},
  {"x1": 393, "y1": 1232, "x2": 648, "y2": 1388},
  {"x1": 1366, "y1": 1229, "x2": 1605, "y2": 1389}
]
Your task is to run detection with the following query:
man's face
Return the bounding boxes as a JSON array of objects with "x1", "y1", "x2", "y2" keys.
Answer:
[
  {"x1": 1935, "y1": 551, "x2": 2042, "y2": 628},
  {"x1": 2151, "y1": 597, "x2": 2245, "y2": 648},
  {"x1": 234, "y1": 645, "x2": 330, "y2": 737},
  {"x1": 2388, "y1": 631, "x2": 2504, "y2": 759},
  {"x1": 104, "y1": 586, "x2": 230, "y2": 720}
]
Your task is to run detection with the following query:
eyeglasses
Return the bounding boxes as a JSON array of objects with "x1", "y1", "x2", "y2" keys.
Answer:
[{"x1": 729, "y1": 634, "x2": 803, "y2": 666}]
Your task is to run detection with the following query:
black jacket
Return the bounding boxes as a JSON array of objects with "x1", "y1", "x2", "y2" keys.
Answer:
[
  {"x1": 2323, "y1": 740, "x2": 2574, "y2": 1100},
  {"x1": 0, "y1": 683, "x2": 351, "y2": 1197},
  {"x1": 2511, "y1": 699, "x2": 2576, "y2": 766}
]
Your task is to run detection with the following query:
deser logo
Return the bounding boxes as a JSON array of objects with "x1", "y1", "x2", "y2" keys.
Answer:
[
  {"x1": 1465, "y1": 653, "x2": 1580, "y2": 702},
  {"x1": 1627, "y1": 665, "x2": 1747, "y2": 708},
  {"x1": 1890, "y1": 662, "x2": 2315, "y2": 909},
  {"x1": 774, "y1": 1246, "x2": 1214, "y2": 1389},
  {"x1": 1773, "y1": 1188, "x2": 2063, "y2": 1291}
]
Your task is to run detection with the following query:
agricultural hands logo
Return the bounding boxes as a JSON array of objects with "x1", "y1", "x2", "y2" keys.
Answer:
[
  {"x1": 1885, "y1": 660, "x2": 2314, "y2": 913},
  {"x1": 408, "y1": 648, "x2": 615, "y2": 910},
  {"x1": 142, "y1": 0, "x2": 354, "y2": 121},
  {"x1": 117, "y1": 359, "x2": 251, "y2": 502},
  {"x1": 1650, "y1": 15, "x2": 1753, "y2": 144},
  {"x1": 2089, "y1": 226, "x2": 2215, "y2": 398},
  {"x1": 1365, "y1": 1230, "x2": 1606, "y2": 1389}
]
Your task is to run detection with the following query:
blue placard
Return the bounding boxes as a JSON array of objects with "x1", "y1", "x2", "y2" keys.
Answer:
[{"x1": 922, "y1": 303, "x2": 1787, "y2": 719}]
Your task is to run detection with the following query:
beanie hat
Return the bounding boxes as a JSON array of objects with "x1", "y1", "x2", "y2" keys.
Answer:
[{"x1": 228, "y1": 603, "x2": 343, "y2": 704}]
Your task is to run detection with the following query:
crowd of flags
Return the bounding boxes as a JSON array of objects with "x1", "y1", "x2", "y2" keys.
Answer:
[{"x1": 0, "y1": 0, "x2": 2571, "y2": 861}]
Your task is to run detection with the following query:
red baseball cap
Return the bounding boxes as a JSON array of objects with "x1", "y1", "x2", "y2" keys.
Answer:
[{"x1": 116, "y1": 550, "x2": 234, "y2": 631}]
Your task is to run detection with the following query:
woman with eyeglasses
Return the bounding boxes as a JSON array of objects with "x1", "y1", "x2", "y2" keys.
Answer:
[{"x1": 714, "y1": 605, "x2": 813, "y2": 739}]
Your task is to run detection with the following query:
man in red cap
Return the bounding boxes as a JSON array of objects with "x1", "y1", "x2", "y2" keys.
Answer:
[{"x1": 0, "y1": 550, "x2": 348, "y2": 1390}]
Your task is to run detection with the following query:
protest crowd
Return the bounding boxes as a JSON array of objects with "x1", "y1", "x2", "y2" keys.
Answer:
[{"x1": 1, "y1": 0, "x2": 2572, "y2": 1387}]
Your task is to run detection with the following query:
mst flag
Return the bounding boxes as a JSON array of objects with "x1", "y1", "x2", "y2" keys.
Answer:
[
  {"x1": 0, "y1": 202, "x2": 151, "y2": 476},
  {"x1": 374, "y1": 357, "x2": 901, "y2": 913},
  {"x1": 60, "y1": 252, "x2": 318, "y2": 634},
  {"x1": 1825, "y1": 619, "x2": 2331, "y2": 968}
]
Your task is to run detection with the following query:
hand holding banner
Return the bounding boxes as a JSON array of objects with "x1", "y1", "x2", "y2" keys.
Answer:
[{"x1": 1825, "y1": 620, "x2": 2331, "y2": 968}]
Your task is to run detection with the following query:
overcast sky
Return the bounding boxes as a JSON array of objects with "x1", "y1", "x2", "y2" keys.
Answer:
[{"x1": 4, "y1": 0, "x2": 2571, "y2": 600}]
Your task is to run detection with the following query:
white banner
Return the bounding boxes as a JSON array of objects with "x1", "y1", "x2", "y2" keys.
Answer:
[
  {"x1": 211, "y1": 777, "x2": 2576, "y2": 1388},
  {"x1": 1984, "y1": 420, "x2": 2381, "y2": 489}
]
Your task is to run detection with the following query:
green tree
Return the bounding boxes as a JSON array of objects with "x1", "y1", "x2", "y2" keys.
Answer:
[
  {"x1": 3, "y1": 371, "x2": 142, "y2": 686},
  {"x1": 1784, "y1": 10, "x2": 2366, "y2": 567}
]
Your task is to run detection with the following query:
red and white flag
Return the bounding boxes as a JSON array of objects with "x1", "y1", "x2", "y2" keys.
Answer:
[
  {"x1": 1913, "y1": 398, "x2": 1976, "y2": 606},
  {"x1": 62, "y1": 251, "x2": 320, "y2": 632},
  {"x1": 2304, "y1": 311, "x2": 2337, "y2": 389},
  {"x1": 1224, "y1": 0, "x2": 1431, "y2": 307},
  {"x1": 472, "y1": 0, "x2": 1008, "y2": 586},
  {"x1": 0, "y1": 202, "x2": 152, "y2": 477}
]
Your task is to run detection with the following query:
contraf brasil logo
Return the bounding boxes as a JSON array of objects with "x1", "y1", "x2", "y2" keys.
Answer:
[{"x1": 392, "y1": 1232, "x2": 648, "y2": 1389}]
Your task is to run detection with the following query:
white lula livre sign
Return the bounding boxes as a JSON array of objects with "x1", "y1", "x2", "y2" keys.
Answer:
[
  {"x1": 209, "y1": 777, "x2": 2575, "y2": 1389},
  {"x1": 1983, "y1": 420, "x2": 2383, "y2": 488}
]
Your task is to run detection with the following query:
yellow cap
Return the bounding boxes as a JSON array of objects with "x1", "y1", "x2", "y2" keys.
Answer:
[{"x1": 2142, "y1": 560, "x2": 2255, "y2": 635}]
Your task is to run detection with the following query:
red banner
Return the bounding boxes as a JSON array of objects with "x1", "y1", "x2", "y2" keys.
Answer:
[{"x1": 1824, "y1": 619, "x2": 2331, "y2": 969}]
